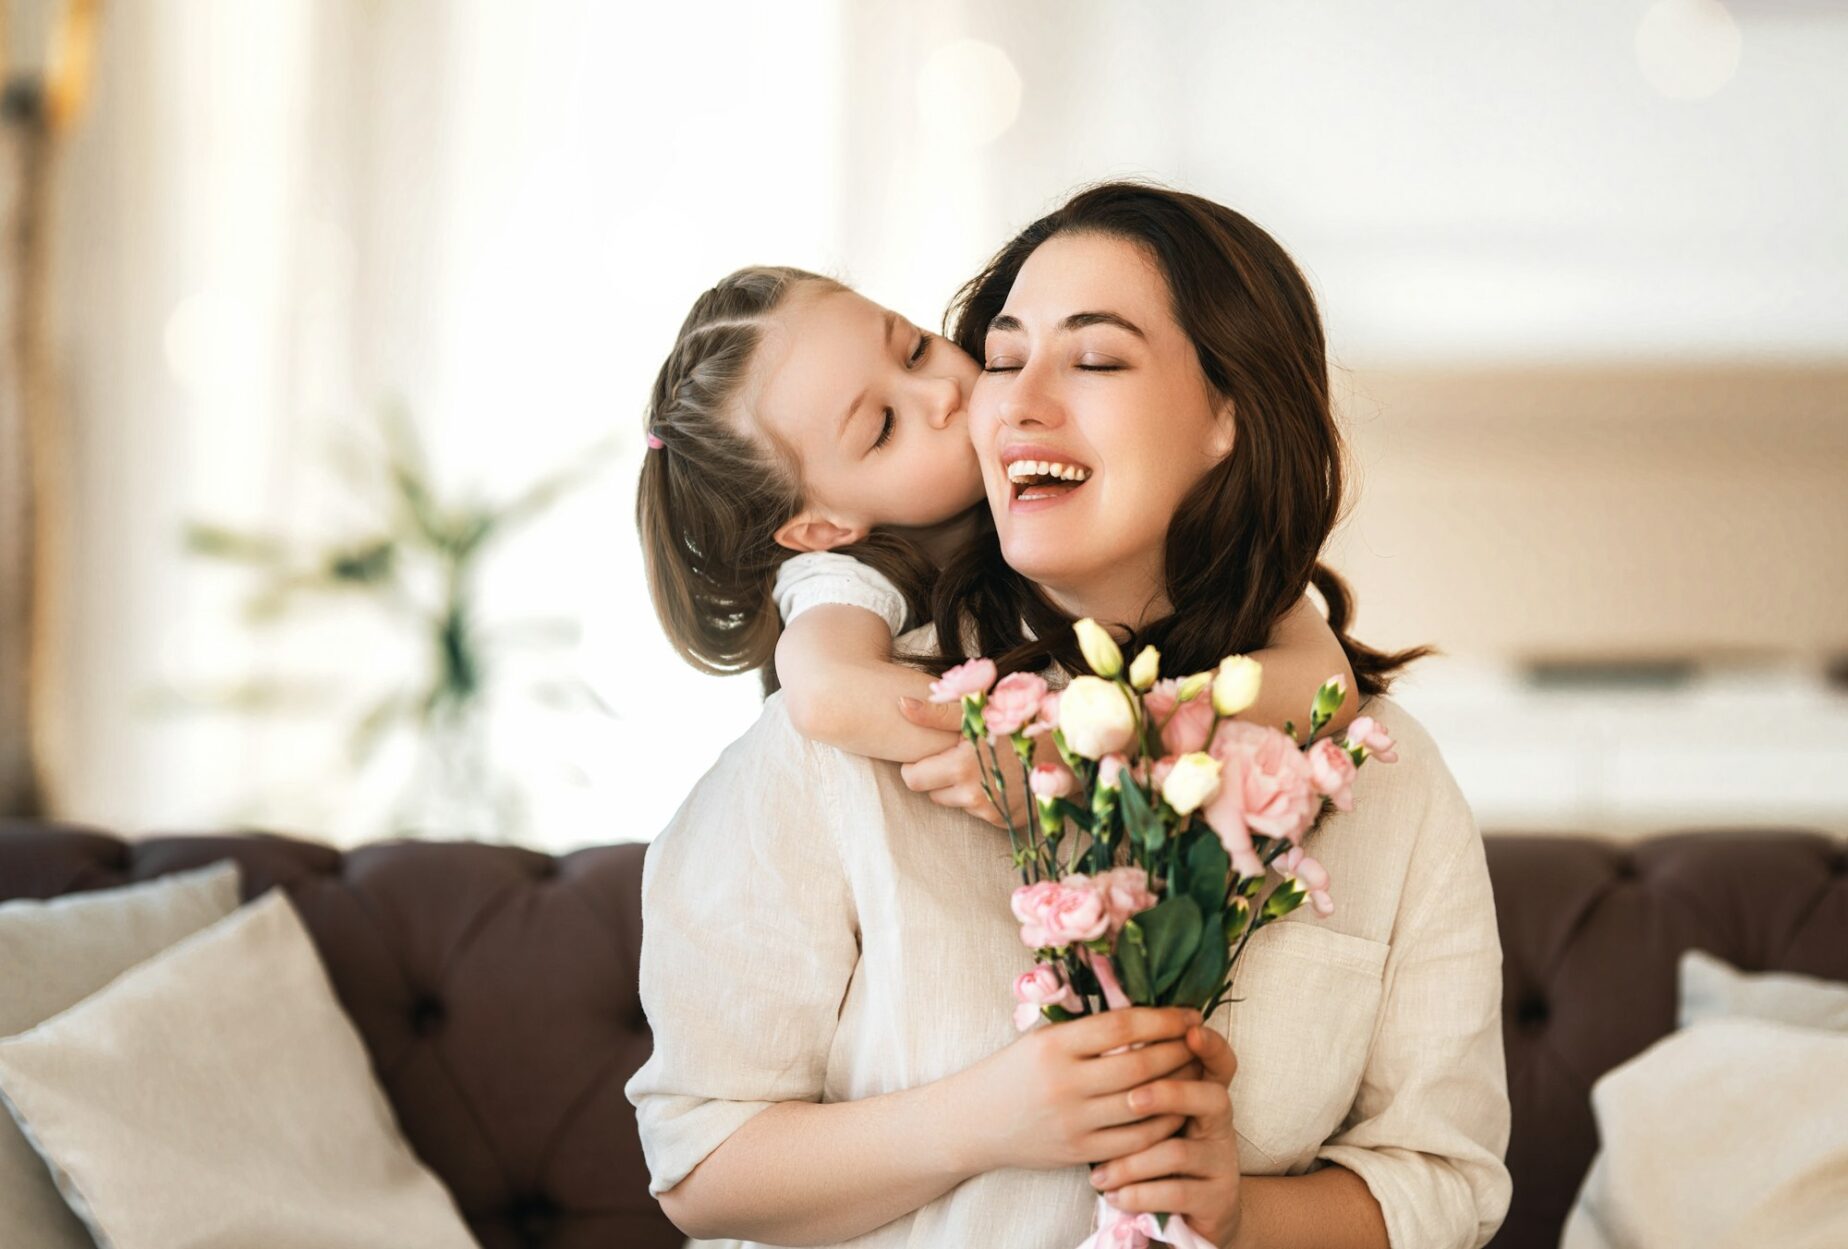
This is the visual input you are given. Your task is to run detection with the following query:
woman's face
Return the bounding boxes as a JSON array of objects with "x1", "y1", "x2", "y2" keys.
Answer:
[
  {"x1": 969, "y1": 231, "x2": 1234, "y2": 620},
  {"x1": 749, "y1": 284, "x2": 984, "y2": 550}
]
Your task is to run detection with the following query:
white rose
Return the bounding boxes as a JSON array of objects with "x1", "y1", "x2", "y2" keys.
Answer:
[
  {"x1": 1128, "y1": 645, "x2": 1161, "y2": 691},
  {"x1": 1057, "y1": 676, "x2": 1138, "y2": 759},
  {"x1": 1073, "y1": 618, "x2": 1124, "y2": 679},
  {"x1": 1211, "y1": 655, "x2": 1263, "y2": 717},
  {"x1": 1160, "y1": 751, "x2": 1224, "y2": 815}
]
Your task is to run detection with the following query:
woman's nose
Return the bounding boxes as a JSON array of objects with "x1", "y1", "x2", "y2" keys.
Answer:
[{"x1": 998, "y1": 360, "x2": 1063, "y2": 431}]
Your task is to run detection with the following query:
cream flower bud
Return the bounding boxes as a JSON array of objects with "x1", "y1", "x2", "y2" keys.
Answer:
[
  {"x1": 1128, "y1": 646, "x2": 1161, "y2": 691},
  {"x1": 1212, "y1": 655, "x2": 1263, "y2": 717},
  {"x1": 1073, "y1": 618, "x2": 1124, "y2": 679},
  {"x1": 1160, "y1": 751, "x2": 1223, "y2": 816},
  {"x1": 1057, "y1": 676, "x2": 1138, "y2": 759},
  {"x1": 1176, "y1": 670, "x2": 1214, "y2": 702}
]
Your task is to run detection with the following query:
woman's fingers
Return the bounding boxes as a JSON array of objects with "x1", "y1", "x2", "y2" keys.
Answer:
[
  {"x1": 898, "y1": 746, "x2": 966, "y2": 792},
  {"x1": 1081, "y1": 1112, "x2": 1187, "y2": 1162},
  {"x1": 1122, "y1": 1076, "x2": 1230, "y2": 1123},
  {"x1": 1059, "y1": 1006, "x2": 1201, "y2": 1059},
  {"x1": 1101, "y1": 1177, "x2": 1215, "y2": 1216},
  {"x1": 1185, "y1": 1024, "x2": 1238, "y2": 1087},
  {"x1": 1090, "y1": 1135, "x2": 1203, "y2": 1191},
  {"x1": 897, "y1": 695, "x2": 963, "y2": 734},
  {"x1": 1080, "y1": 1039, "x2": 1196, "y2": 1095}
]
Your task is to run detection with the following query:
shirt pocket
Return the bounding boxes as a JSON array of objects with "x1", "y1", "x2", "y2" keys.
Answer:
[{"x1": 1221, "y1": 918, "x2": 1389, "y2": 1172}]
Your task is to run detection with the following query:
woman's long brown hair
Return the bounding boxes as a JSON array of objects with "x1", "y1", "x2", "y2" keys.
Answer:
[{"x1": 928, "y1": 181, "x2": 1430, "y2": 697}]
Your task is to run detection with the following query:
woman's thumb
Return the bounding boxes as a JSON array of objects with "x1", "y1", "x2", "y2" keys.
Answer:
[
  {"x1": 898, "y1": 695, "x2": 963, "y2": 733},
  {"x1": 1189, "y1": 1024, "x2": 1239, "y2": 1085}
]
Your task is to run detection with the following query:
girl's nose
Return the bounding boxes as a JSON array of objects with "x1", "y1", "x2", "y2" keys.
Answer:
[{"x1": 925, "y1": 375, "x2": 961, "y2": 430}]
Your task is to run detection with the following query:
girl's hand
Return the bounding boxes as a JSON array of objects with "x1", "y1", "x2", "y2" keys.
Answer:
[
  {"x1": 896, "y1": 708, "x2": 1031, "y2": 829},
  {"x1": 951, "y1": 1007, "x2": 1207, "y2": 1175},
  {"x1": 1088, "y1": 1024, "x2": 1246, "y2": 1248}
]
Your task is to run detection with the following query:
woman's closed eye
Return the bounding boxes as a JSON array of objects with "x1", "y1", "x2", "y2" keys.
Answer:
[{"x1": 981, "y1": 354, "x2": 1124, "y2": 374}]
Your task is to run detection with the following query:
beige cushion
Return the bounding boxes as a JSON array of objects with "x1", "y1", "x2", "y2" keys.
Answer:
[
  {"x1": 0, "y1": 889, "x2": 480, "y2": 1249},
  {"x1": 1559, "y1": 1018, "x2": 1848, "y2": 1249},
  {"x1": 0, "y1": 861, "x2": 243, "y2": 1248},
  {"x1": 1678, "y1": 948, "x2": 1848, "y2": 1033}
]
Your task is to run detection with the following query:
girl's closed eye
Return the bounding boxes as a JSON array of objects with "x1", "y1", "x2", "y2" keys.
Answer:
[
  {"x1": 872, "y1": 407, "x2": 895, "y2": 451},
  {"x1": 908, "y1": 332, "x2": 931, "y2": 367}
]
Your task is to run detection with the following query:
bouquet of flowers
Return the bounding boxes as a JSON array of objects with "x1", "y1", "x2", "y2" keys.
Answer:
[{"x1": 929, "y1": 619, "x2": 1398, "y2": 1248}]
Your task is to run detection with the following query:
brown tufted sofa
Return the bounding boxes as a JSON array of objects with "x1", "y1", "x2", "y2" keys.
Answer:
[{"x1": 2, "y1": 820, "x2": 1844, "y2": 1249}]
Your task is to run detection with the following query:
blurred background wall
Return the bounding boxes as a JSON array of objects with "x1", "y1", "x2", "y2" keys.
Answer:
[{"x1": 11, "y1": 0, "x2": 1846, "y2": 848}]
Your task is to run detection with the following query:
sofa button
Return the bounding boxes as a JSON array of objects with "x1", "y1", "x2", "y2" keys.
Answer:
[
  {"x1": 512, "y1": 1195, "x2": 556, "y2": 1245},
  {"x1": 1516, "y1": 996, "x2": 1550, "y2": 1031},
  {"x1": 410, "y1": 995, "x2": 446, "y2": 1036}
]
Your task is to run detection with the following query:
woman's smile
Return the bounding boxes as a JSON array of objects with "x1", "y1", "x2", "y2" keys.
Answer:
[{"x1": 1003, "y1": 443, "x2": 1094, "y2": 510}]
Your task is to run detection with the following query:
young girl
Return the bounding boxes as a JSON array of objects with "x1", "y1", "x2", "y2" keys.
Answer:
[{"x1": 636, "y1": 264, "x2": 1357, "y2": 824}]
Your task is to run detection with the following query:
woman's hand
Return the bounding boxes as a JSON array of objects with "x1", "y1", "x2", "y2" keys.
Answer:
[
  {"x1": 950, "y1": 1006, "x2": 1207, "y2": 1175},
  {"x1": 1087, "y1": 1024, "x2": 1246, "y2": 1248},
  {"x1": 897, "y1": 698, "x2": 1030, "y2": 829}
]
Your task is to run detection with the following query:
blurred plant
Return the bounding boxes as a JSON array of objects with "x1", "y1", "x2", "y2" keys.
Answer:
[{"x1": 182, "y1": 401, "x2": 616, "y2": 841}]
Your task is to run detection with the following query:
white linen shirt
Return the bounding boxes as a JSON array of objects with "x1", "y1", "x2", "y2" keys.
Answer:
[{"x1": 624, "y1": 688, "x2": 1512, "y2": 1249}]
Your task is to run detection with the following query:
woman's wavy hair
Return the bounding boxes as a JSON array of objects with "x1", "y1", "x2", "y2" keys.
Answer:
[
  {"x1": 636, "y1": 265, "x2": 935, "y2": 692},
  {"x1": 929, "y1": 181, "x2": 1430, "y2": 698}
]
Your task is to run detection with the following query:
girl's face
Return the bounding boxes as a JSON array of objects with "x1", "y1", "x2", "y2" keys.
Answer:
[
  {"x1": 969, "y1": 231, "x2": 1234, "y2": 621},
  {"x1": 750, "y1": 285, "x2": 983, "y2": 551}
]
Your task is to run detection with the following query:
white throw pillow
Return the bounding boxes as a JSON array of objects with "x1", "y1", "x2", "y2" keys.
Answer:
[
  {"x1": 1678, "y1": 948, "x2": 1848, "y2": 1033},
  {"x1": 0, "y1": 860, "x2": 243, "y2": 1248},
  {"x1": 0, "y1": 888, "x2": 480, "y2": 1249},
  {"x1": 1558, "y1": 1018, "x2": 1848, "y2": 1249}
]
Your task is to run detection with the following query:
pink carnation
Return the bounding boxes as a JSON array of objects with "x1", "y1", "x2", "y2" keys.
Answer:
[
  {"x1": 1093, "y1": 866, "x2": 1158, "y2": 935},
  {"x1": 1276, "y1": 846, "x2": 1335, "y2": 917},
  {"x1": 1204, "y1": 721, "x2": 1318, "y2": 876},
  {"x1": 929, "y1": 658, "x2": 997, "y2": 704},
  {"x1": 1306, "y1": 737, "x2": 1358, "y2": 811},
  {"x1": 1030, "y1": 761, "x2": 1076, "y2": 800},
  {"x1": 1143, "y1": 678, "x2": 1215, "y2": 755},
  {"x1": 1097, "y1": 753, "x2": 1130, "y2": 790},
  {"x1": 1344, "y1": 716, "x2": 1398, "y2": 763},
  {"x1": 1010, "y1": 875, "x2": 1109, "y2": 949},
  {"x1": 1024, "y1": 690, "x2": 1062, "y2": 738},
  {"x1": 983, "y1": 672, "x2": 1050, "y2": 737},
  {"x1": 1012, "y1": 964, "x2": 1083, "y2": 1031}
]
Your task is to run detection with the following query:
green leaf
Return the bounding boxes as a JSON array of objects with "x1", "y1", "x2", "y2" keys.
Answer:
[
  {"x1": 1053, "y1": 797, "x2": 1096, "y2": 833},
  {"x1": 1171, "y1": 927, "x2": 1228, "y2": 1008},
  {"x1": 1182, "y1": 829, "x2": 1230, "y2": 922},
  {"x1": 1136, "y1": 896, "x2": 1203, "y2": 998},
  {"x1": 1118, "y1": 773, "x2": 1166, "y2": 855},
  {"x1": 1118, "y1": 923, "x2": 1155, "y2": 1004}
]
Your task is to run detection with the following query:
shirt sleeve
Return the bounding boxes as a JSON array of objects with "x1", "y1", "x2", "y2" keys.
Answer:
[
  {"x1": 621, "y1": 699, "x2": 862, "y2": 1196},
  {"x1": 1311, "y1": 769, "x2": 1514, "y2": 1249},
  {"x1": 773, "y1": 551, "x2": 909, "y2": 635}
]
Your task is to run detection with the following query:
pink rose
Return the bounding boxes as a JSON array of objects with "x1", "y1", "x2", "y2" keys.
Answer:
[
  {"x1": 1084, "y1": 949, "x2": 1133, "y2": 1010},
  {"x1": 1030, "y1": 761, "x2": 1076, "y2": 800},
  {"x1": 1306, "y1": 737, "x2": 1358, "y2": 811},
  {"x1": 983, "y1": 672, "x2": 1051, "y2": 737},
  {"x1": 1010, "y1": 876, "x2": 1109, "y2": 949},
  {"x1": 1204, "y1": 721, "x2": 1318, "y2": 873},
  {"x1": 1344, "y1": 716, "x2": 1398, "y2": 763},
  {"x1": 1024, "y1": 690, "x2": 1062, "y2": 738},
  {"x1": 1093, "y1": 866, "x2": 1158, "y2": 935},
  {"x1": 929, "y1": 658, "x2": 997, "y2": 704},
  {"x1": 1012, "y1": 964, "x2": 1082, "y2": 1031},
  {"x1": 1143, "y1": 678, "x2": 1216, "y2": 755},
  {"x1": 1276, "y1": 846, "x2": 1335, "y2": 917}
]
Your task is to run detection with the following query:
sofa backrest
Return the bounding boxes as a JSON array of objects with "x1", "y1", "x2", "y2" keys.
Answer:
[{"x1": 2, "y1": 821, "x2": 1844, "y2": 1249}]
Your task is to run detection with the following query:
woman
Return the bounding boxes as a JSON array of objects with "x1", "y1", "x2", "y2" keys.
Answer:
[{"x1": 625, "y1": 183, "x2": 1511, "y2": 1249}]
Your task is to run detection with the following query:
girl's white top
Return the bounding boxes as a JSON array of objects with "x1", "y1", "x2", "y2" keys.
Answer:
[
  {"x1": 624, "y1": 629, "x2": 1513, "y2": 1249},
  {"x1": 772, "y1": 551, "x2": 908, "y2": 634}
]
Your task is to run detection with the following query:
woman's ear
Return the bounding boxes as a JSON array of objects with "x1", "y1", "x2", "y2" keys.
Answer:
[
  {"x1": 773, "y1": 512, "x2": 869, "y2": 553},
  {"x1": 1210, "y1": 396, "x2": 1237, "y2": 459}
]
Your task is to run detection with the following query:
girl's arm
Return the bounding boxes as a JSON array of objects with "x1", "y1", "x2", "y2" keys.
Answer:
[
  {"x1": 1240, "y1": 595, "x2": 1360, "y2": 739},
  {"x1": 775, "y1": 604, "x2": 960, "y2": 764}
]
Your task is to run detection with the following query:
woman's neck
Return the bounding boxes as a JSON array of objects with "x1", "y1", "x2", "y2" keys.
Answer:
[{"x1": 1038, "y1": 561, "x2": 1171, "y2": 635}]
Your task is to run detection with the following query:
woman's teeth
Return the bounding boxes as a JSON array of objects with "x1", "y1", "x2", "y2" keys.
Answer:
[{"x1": 1006, "y1": 459, "x2": 1092, "y2": 501}]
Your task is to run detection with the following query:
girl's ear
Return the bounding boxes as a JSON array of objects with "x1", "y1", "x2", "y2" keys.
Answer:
[{"x1": 773, "y1": 512, "x2": 869, "y2": 553}]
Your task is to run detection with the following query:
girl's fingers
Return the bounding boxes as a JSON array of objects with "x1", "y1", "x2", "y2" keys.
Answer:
[
  {"x1": 899, "y1": 748, "x2": 966, "y2": 792},
  {"x1": 897, "y1": 694, "x2": 964, "y2": 733},
  {"x1": 1081, "y1": 1112, "x2": 1187, "y2": 1161}
]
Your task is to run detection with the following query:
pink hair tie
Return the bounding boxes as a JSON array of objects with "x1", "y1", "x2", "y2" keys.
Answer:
[{"x1": 645, "y1": 433, "x2": 665, "y2": 450}]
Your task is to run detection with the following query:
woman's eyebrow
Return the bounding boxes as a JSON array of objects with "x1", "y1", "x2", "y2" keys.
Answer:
[{"x1": 986, "y1": 311, "x2": 1146, "y2": 339}]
